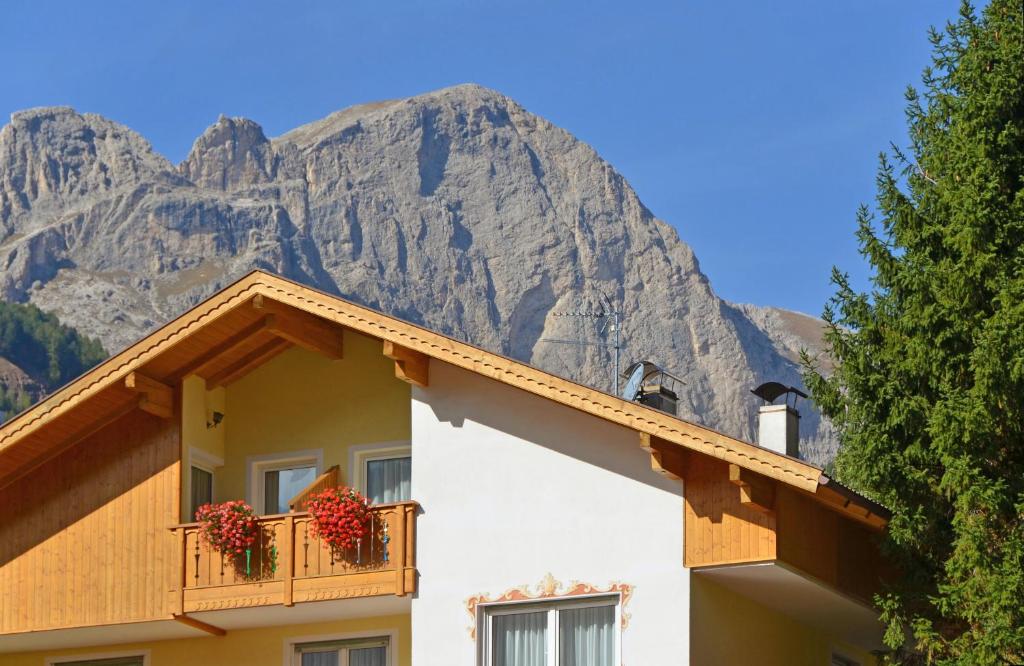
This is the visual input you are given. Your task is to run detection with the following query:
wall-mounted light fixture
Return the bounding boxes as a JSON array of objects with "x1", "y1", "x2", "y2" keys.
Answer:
[{"x1": 207, "y1": 411, "x2": 225, "y2": 429}]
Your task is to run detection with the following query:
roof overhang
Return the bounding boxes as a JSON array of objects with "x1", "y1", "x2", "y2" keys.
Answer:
[
  {"x1": 0, "y1": 271, "x2": 887, "y2": 527},
  {"x1": 694, "y1": 561, "x2": 886, "y2": 651}
]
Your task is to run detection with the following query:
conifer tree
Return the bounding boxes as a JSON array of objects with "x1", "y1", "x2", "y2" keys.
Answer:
[{"x1": 804, "y1": 2, "x2": 1024, "y2": 663}]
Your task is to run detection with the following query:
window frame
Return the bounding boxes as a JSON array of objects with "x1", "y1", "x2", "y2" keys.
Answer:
[
  {"x1": 189, "y1": 464, "x2": 215, "y2": 518},
  {"x1": 349, "y1": 442, "x2": 411, "y2": 503},
  {"x1": 284, "y1": 628, "x2": 398, "y2": 666},
  {"x1": 479, "y1": 594, "x2": 621, "y2": 666},
  {"x1": 246, "y1": 449, "x2": 323, "y2": 515},
  {"x1": 185, "y1": 447, "x2": 222, "y2": 518},
  {"x1": 46, "y1": 650, "x2": 150, "y2": 666}
]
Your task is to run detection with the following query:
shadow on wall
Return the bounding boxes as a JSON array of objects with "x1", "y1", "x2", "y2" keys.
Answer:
[
  {"x1": 0, "y1": 409, "x2": 177, "y2": 566},
  {"x1": 422, "y1": 363, "x2": 682, "y2": 496}
]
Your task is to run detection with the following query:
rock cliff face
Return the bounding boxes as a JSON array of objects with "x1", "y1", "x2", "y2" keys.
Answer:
[{"x1": 0, "y1": 85, "x2": 836, "y2": 463}]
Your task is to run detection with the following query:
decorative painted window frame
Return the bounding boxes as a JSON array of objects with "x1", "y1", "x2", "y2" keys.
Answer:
[
  {"x1": 246, "y1": 448, "x2": 324, "y2": 513},
  {"x1": 348, "y1": 440, "x2": 411, "y2": 497},
  {"x1": 479, "y1": 594, "x2": 622, "y2": 666},
  {"x1": 46, "y1": 649, "x2": 151, "y2": 666},
  {"x1": 282, "y1": 627, "x2": 399, "y2": 666},
  {"x1": 466, "y1": 573, "x2": 634, "y2": 649}
]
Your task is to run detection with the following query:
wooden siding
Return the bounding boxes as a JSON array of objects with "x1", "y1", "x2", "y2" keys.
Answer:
[
  {"x1": 776, "y1": 487, "x2": 885, "y2": 603},
  {"x1": 0, "y1": 409, "x2": 179, "y2": 634},
  {"x1": 684, "y1": 455, "x2": 776, "y2": 567},
  {"x1": 684, "y1": 457, "x2": 884, "y2": 604}
]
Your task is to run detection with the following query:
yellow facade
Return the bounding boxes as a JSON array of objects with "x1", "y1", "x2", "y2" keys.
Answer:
[
  {"x1": 690, "y1": 576, "x2": 877, "y2": 665},
  {"x1": 181, "y1": 331, "x2": 411, "y2": 518},
  {"x1": 1, "y1": 614, "x2": 410, "y2": 665}
]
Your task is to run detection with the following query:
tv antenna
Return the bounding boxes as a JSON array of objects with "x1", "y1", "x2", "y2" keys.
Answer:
[{"x1": 539, "y1": 302, "x2": 623, "y2": 394}]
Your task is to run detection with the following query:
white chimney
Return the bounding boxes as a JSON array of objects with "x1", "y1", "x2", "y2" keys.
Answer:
[
  {"x1": 750, "y1": 382, "x2": 807, "y2": 459},
  {"x1": 757, "y1": 403, "x2": 800, "y2": 457}
]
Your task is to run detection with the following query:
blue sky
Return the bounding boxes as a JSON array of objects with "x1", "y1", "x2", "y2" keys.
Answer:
[{"x1": 1, "y1": 1, "x2": 960, "y2": 315}]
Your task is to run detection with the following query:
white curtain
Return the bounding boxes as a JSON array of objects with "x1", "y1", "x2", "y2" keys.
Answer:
[
  {"x1": 367, "y1": 457, "x2": 411, "y2": 504},
  {"x1": 300, "y1": 652, "x2": 338, "y2": 666},
  {"x1": 349, "y1": 646, "x2": 387, "y2": 666},
  {"x1": 559, "y1": 605, "x2": 614, "y2": 666},
  {"x1": 492, "y1": 611, "x2": 547, "y2": 666}
]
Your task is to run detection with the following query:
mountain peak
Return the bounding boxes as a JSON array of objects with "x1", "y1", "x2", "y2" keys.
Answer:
[
  {"x1": 179, "y1": 115, "x2": 272, "y2": 190},
  {"x1": 0, "y1": 106, "x2": 173, "y2": 227},
  {"x1": 0, "y1": 87, "x2": 837, "y2": 464}
]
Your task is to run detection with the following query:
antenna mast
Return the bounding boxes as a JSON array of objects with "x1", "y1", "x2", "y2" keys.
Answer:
[{"x1": 539, "y1": 307, "x2": 623, "y2": 394}]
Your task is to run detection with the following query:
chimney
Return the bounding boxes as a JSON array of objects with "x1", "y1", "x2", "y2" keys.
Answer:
[
  {"x1": 750, "y1": 382, "x2": 807, "y2": 458},
  {"x1": 621, "y1": 361, "x2": 685, "y2": 417}
]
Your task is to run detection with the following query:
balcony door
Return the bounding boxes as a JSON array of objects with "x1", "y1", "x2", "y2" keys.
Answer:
[{"x1": 249, "y1": 450, "x2": 322, "y2": 515}]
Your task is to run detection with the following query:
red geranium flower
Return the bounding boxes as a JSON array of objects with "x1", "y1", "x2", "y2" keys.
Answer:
[
  {"x1": 306, "y1": 487, "x2": 371, "y2": 551},
  {"x1": 195, "y1": 500, "x2": 259, "y2": 555}
]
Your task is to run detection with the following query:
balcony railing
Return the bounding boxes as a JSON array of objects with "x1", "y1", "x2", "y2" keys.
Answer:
[{"x1": 170, "y1": 501, "x2": 417, "y2": 613}]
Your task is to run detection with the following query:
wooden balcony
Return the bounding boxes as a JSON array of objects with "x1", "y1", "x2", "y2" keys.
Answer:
[{"x1": 170, "y1": 502, "x2": 417, "y2": 613}]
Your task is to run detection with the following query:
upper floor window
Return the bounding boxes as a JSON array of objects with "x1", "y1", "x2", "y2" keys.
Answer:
[
  {"x1": 50, "y1": 656, "x2": 146, "y2": 666},
  {"x1": 190, "y1": 465, "x2": 213, "y2": 518},
  {"x1": 482, "y1": 596, "x2": 618, "y2": 666},
  {"x1": 352, "y1": 444, "x2": 411, "y2": 505},
  {"x1": 293, "y1": 636, "x2": 389, "y2": 666},
  {"x1": 248, "y1": 450, "x2": 322, "y2": 515}
]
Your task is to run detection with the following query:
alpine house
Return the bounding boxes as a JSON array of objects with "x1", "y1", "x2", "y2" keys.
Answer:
[{"x1": 0, "y1": 271, "x2": 890, "y2": 665}]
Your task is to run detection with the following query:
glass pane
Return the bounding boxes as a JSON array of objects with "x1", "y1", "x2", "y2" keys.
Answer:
[
  {"x1": 265, "y1": 465, "x2": 316, "y2": 513},
  {"x1": 190, "y1": 466, "x2": 213, "y2": 519},
  {"x1": 300, "y1": 650, "x2": 339, "y2": 666},
  {"x1": 366, "y1": 457, "x2": 411, "y2": 504},
  {"x1": 492, "y1": 610, "x2": 547, "y2": 666},
  {"x1": 349, "y1": 646, "x2": 387, "y2": 666},
  {"x1": 558, "y1": 605, "x2": 614, "y2": 666}
]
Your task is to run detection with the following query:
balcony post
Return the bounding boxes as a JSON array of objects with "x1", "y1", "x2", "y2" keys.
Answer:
[
  {"x1": 283, "y1": 515, "x2": 295, "y2": 606},
  {"x1": 393, "y1": 506, "x2": 407, "y2": 596},
  {"x1": 404, "y1": 502, "x2": 416, "y2": 577},
  {"x1": 174, "y1": 527, "x2": 186, "y2": 615}
]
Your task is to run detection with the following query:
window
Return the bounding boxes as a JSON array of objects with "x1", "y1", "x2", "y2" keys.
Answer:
[
  {"x1": 248, "y1": 450, "x2": 323, "y2": 515},
  {"x1": 831, "y1": 654, "x2": 859, "y2": 666},
  {"x1": 482, "y1": 597, "x2": 618, "y2": 666},
  {"x1": 50, "y1": 656, "x2": 145, "y2": 666},
  {"x1": 293, "y1": 636, "x2": 389, "y2": 666},
  {"x1": 351, "y1": 444, "x2": 411, "y2": 505},
  {"x1": 187, "y1": 447, "x2": 222, "y2": 519},
  {"x1": 366, "y1": 456, "x2": 411, "y2": 504},
  {"x1": 263, "y1": 463, "x2": 318, "y2": 514},
  {"x1": 190, "y1": 466, "x2": 213, "y2": 518}
]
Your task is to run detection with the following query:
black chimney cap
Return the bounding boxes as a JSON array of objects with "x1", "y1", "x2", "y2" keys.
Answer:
[{"x1": 751, "y1": 382, "x2": 808, "y2": 404}]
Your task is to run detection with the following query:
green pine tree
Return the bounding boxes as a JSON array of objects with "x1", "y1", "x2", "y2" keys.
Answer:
[
  {"x1": 804, "y1": 2, "x2": 1024, "y2": 663},
  {"x1": 0, "y1": 300, "x2": 107, "y2": 417}
]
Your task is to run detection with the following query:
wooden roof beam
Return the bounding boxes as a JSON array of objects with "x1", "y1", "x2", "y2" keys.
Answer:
[
  {"x1": 253, "y1": 297, "x2": 344, "y2": 360},
  {"x1": 173, "y1": 613, "x2": 226, "y2": 637},
  {"x1": 170, "y1": 315, "x2": 274, "y2": 379},
  {"x1": 124, "y1": 372, "x2": 173, "y2": 419},
  {"x1": 206, "y1": 337, "x2": 292, "y2": 388},
  {"x1": 639, "y1": 432, "x2": 685, "y2": 480},
  {"x1": 383, "y1": 340, "x2": 429, "y2": 387},
  {"x1": 729, "y1": 463, "x2": 776, "y2": 513}
]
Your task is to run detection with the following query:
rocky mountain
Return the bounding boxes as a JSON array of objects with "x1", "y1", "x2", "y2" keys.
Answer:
[{"x1": 0, "y1": 84, "x2": 835, "y2": 463}]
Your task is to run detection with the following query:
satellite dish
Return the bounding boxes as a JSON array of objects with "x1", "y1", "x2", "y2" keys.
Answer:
[{"x1": 621, "y1": 362, "x2": 646, "y2": 401}]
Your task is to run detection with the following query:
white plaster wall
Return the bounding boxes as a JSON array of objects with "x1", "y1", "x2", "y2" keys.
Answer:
[{"x1": 410, "y1": 362, "x2": 689, "y2": 665}]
